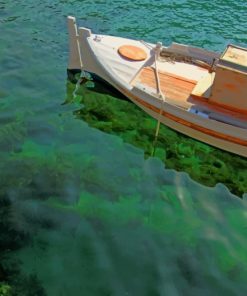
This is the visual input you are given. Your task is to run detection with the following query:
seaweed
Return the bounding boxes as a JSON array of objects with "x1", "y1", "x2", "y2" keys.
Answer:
[
  {"x1": 66, "y1": 78, "x2": 247, "y2": 197},
  {"x1": 0, "y1": 194, "x2": 46, "y2": 296},
  {"x1": 0, "y1": 116, "x2": 246, "y2": 295}
]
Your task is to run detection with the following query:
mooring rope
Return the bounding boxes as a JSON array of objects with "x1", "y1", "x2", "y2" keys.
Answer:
[
  {"x1": 140, "y1": 40, "x2": 155, "y2": 50},
  {"x1": 72, "y1": 75, "x2": 82, "y2": 101},
  {"x1": 152, "y1": 42, "x2": 166, "y2": 156},
  {"x1": 72, "y1": 70, "x2": 89, "y2": 102}
]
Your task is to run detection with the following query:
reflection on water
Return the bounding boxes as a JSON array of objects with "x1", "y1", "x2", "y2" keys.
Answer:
[{"x1": 0, "y1": 0, "x2": 247, "y2": 295}]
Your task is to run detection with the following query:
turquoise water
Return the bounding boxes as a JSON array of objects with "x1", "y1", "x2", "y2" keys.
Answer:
[{"x1": 0, "y1": 1, "x2": 247, "y2": 295}]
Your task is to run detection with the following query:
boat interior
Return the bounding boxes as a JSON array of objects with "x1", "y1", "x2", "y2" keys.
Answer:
[
  {"x1": 67, "y1": 17, "x2": 246, "y2": 129},
  {"x1": 131, "y1": 43, "x2": 247, "y2": 128}
]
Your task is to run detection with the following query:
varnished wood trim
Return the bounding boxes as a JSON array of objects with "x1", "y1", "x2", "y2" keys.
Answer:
[{"x1": 191, "y1": 94, "x2": 247, "y2": 116}]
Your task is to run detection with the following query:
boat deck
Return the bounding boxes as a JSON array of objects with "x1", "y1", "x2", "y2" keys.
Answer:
[
  {"x1": 134, "y1": 66, "x2": 197, "y2": 109},
  {"x1": 133, "y1": 63, "x2": 247, "y2": 123}
]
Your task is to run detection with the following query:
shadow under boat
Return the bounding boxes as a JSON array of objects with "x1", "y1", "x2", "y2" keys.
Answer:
[
  {"x1": 64, "y1": 71, "x2": 247, "y2": 198},
  {"x1": 67, "y1": 69, "x2": 128, "y2": 101}
]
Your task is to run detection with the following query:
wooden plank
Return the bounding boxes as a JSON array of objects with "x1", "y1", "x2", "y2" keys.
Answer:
[{"x1": 136, "y1": 67, "x2": 196, "y2": 108}]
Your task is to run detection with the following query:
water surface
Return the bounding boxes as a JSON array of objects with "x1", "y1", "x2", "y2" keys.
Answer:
[{"x1": 0, "y1": 1, "x2": 247, "y2": 295}]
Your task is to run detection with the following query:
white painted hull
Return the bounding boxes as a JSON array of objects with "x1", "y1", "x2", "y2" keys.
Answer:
[
  {"x1": 133, "y1": 98, "x2": 246, "y2": 157},
  {"x1": 67, "y1": 16, "x2": 247, "y2": 157}
]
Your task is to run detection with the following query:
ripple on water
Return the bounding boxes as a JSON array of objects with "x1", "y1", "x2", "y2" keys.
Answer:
[{"x1": 0, "y1": 0, "x2": 247, "y2": 295}]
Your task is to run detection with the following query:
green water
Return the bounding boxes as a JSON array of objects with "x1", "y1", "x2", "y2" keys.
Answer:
[{"x1": 0, "y1": 1, "x2": 247, "y2": 295}]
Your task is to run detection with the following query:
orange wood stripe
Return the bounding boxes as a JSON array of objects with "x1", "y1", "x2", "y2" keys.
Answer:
[{"x1": 119, "y1": 88, "x2": 247, "y2": 147}]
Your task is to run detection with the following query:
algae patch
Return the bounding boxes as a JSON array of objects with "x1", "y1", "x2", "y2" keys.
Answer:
[{"x1": 65, "y1": 78, "x2": 247, "y2": 197}]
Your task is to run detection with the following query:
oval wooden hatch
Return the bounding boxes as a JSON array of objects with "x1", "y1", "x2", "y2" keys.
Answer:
[{"x1": 118, "y1": 45, "x2": 147, "y2": 61}]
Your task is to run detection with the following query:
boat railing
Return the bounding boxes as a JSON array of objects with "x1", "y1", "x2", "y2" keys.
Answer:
[{"x1": 166, "y1": 42, "x2": 220, "y2": 64}]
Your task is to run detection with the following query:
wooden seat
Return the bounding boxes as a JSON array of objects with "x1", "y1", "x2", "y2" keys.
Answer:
[{"x1": 191, "y1": 72, "x2": 215, "y2": 98}]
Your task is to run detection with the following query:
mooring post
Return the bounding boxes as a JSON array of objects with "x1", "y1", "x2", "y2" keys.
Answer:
[{"x1": 67, "y1": 16, "x2": 82, "y2": 82}]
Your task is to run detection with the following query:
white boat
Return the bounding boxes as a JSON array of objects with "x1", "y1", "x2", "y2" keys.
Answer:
[{"x1": 67, "y1": 16, "x2": 247, "y2": 157}]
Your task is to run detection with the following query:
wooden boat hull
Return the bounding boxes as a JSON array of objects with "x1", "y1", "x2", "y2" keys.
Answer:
[{"x1": 67, "y1": 16, "x2": 247, "y2": 157}]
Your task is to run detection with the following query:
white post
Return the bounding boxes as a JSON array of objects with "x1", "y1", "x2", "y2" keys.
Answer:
[{"x1": 67, "y1": 16, "x2": 82, "y2": 70}]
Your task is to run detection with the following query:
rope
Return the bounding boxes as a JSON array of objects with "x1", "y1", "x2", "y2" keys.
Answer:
[
  {"x1": 72, "y1": 71, "x2": 89, "y2": 102},
  {"x1": 151, "y1": 42, "x2": 166, "y2": 157},
  {"x1": 72, "y1": 72, "x2": 83, "y2": 101},
  {"x1": 140, "y1": 40, "x2": 155, "y2": 50}
]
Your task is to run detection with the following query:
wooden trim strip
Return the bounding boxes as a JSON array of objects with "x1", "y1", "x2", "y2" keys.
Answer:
[
  {"x1": 191, "y1": 94, "x2": 247, "y2": 116},
  {"x1": 120, "y1": 88, "x2": 247, "y2": 147},
  {"x1": 191, "y1": 94, "x2": 247, "y2": 120}
]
